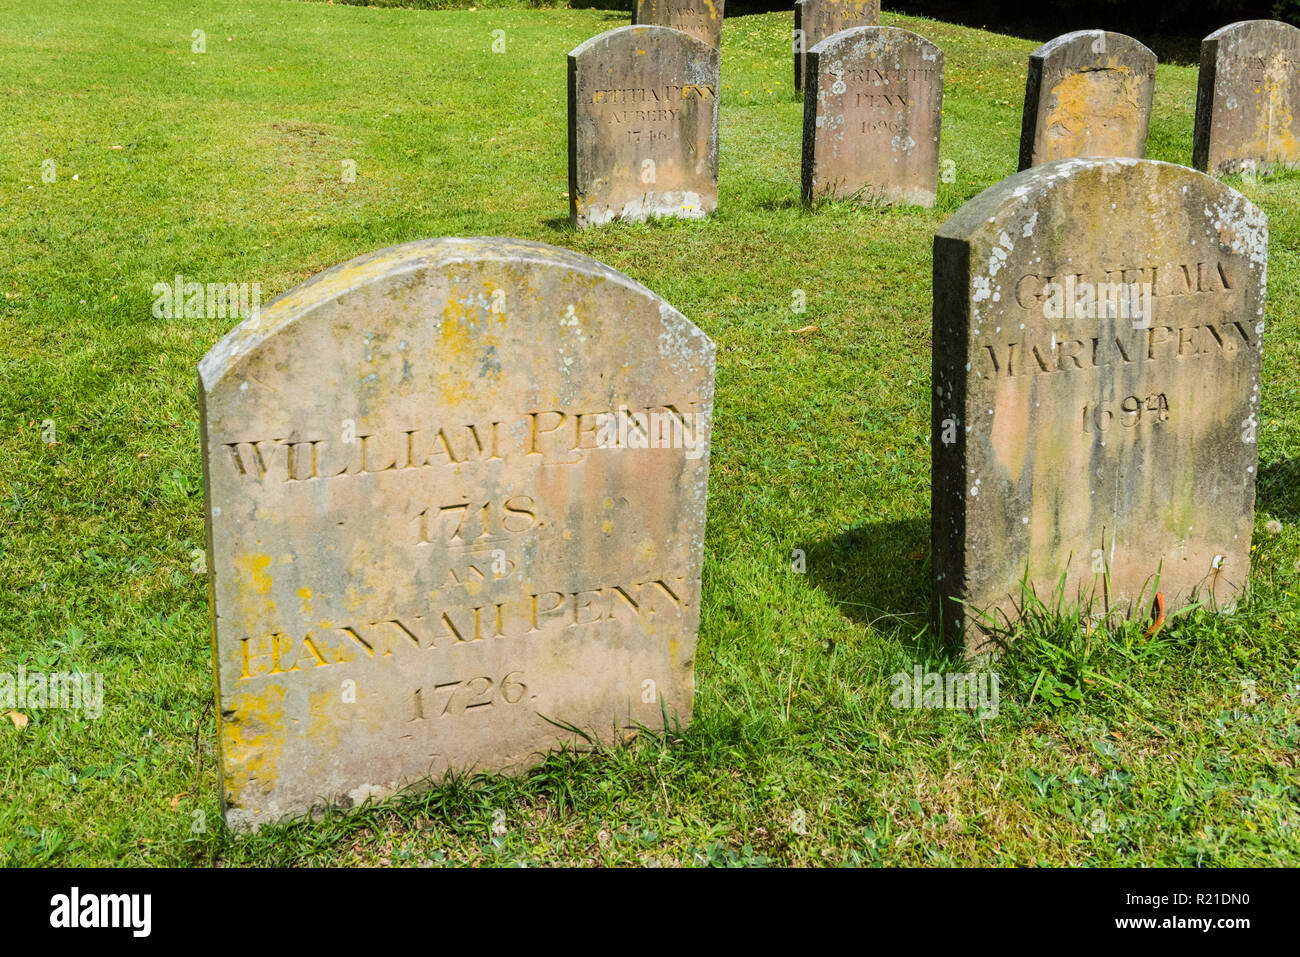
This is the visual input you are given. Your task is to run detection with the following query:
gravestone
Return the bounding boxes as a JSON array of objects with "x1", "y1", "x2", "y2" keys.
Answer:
[
  {"x1": 200, "y1": 237, "x2": 716, "y2": 830},
  {"x1": 1194, "y1": 19, "x2": 1300, "y2": 175},
  {"x1": 801, "y1": 26, "x2": 944, "y2": 206},
  {"x1": 633, "y1": 0, "x2": 724, "y2": 49},
  {"x1": 932, "y1": 159, "x2": 1267, "y2": 654},
  {"x1": 568, "y1": 25, "x2": 720, "y2": 229},
  {"x1": 794, "y1": 0, "x2": 881, "y2": 92},
  {"x1": 1017, "y1": 31, "x2": 1157, "y2": 171}
]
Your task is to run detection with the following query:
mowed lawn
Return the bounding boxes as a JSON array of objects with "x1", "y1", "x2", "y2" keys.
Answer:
[{"x1": 1, "y1": 0, "x2": 1298, "y2": 867}]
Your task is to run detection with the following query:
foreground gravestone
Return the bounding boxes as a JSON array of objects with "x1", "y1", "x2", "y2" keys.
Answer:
[
  {"x1": 569, "y1": 25, "x2": 720, "y2": 228},
  {"x1": 633, "y1": 0, "x2": 724, "y2": 49},
  {"x1": 200, "y1": 237, "x2": 715, "y2": 830},
  {"x1": 1017, "y1": 31, "x2": 1156, "y2": 171},
  {"x1": 801, "y1": 26, "x2": 943, "y2": 206},
  {"x1": 932, "y1": 159, "x2": 1267, "y2": 654},
  {"x1": 1194, "y1": 19, "x2": 1300, "y2": 175},
  {"x1": 794, "y1": 0, "x2": 880, "y2": 92}
]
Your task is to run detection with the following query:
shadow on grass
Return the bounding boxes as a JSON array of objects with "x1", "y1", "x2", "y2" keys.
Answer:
[
  {"x1": 569, "y1": 0, "x2": 632, "y2": 14},
  {"x1": 752, "y1": 194, "x2": 807, "y2": 212},
  {"x1": 1259, "y1": 456, "x2": 1299, "y2": 523},
  {"x1": 803, "y1": 515, "x2": 933, "y2": 651}
]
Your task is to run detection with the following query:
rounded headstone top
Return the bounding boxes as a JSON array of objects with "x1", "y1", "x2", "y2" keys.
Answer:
[
  {"x1": 937, "y1": 157, "x2": 1265, "y2": 257},
  {"x1": 808, "y1": 24, "x2": 943, "y2": 60},
  {"x1": 1205, "y1": 18, "x2": 1300, "y2": 44},
  {"x1": 199, "y1": 236, "x2": 709, "y2": 393},
  {"x1": 568, "y1": 23, "x2": 715, "y2": 60},
  {"x1": 1030, "y1": 29, "x2": 1156, "y2": 67}
]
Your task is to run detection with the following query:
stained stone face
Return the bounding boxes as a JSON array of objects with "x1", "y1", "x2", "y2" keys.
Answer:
[
  {"x1": 801, "y1": 26, "x2": 943, "y2": 206},
  {"x1": 1017, "y1": 31, "x2": 1156, "y2": 171},
  {"x1": 932, "y1": 159, "x2": 1267, "y2": 655},
  {"x1": 794, "y1": 0, "x2": 881, "y2": 92},
  {"x1": 200, "y1": 237, "x2": 715, "y2": 830},
  {"x1": 633, "y1": 0, "x2": 724, "y2": 49},
  {"x1": 1194, "y1": 19, "x2": 1300, "y2": 175},
  {"x1": 568, "y1": 26, "x2": 720, "y2": 229}
]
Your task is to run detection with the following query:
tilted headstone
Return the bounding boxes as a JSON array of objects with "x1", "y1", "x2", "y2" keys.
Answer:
[
  {"x1": 932, "y1": 159, "x2": 1267, "y2": 654},
  {"x1": 568, "y1": 25, "x2": 720, "y2": 229},
  {"x1": 1194, "y1": 19, "x2": 1300, "y2": 175},
  {"x1": 801, "y1": 26, "x2": 944, "y2": 206},
  {"x1": 633, "y1": 0, "x2": 724, "y2": 49},
  {"x1": 200, "y1": 237, "x2": 716, "y2": 830},
  {"x1": 1017, "y1": 31, "x2": 1157, "y2": 171},
  {"x1": 794, "y1": 0, "x2": 881, "y2": 92}
]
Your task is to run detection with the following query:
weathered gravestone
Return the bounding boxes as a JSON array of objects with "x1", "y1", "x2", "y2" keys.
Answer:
[
  {"x1": 200, "y1": 237, "x2": 716, "y2": 830},
  {"x1": 932, "y1": 159, "x2": 1267, "y2": 654},
  {"x1": 1194, "y1": 19, "x2": 1300, "y2": 176},
  {"x1": 801, "y1": 26, "x2": 944, "y2": 206},
  {"x1": 794, "y1": 0, "x2": 881, "y2": 92},
  {"x1": 569, "y1": 25, "x2": 720, "y2": 229},
  {"x1": 1017, "y1": 31, "x2": 1157, "y2": 171},
  {"x1": 633, "y1": 0, "x2": 724, "y2": 49}
]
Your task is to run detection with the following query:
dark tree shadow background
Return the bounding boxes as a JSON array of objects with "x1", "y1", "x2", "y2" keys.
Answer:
[
  {"x1": 668, "y1": 0, "x2": 1297, "y2": 66},
  {"x1": 887, "y1": 0, "x2": 1290, "y2": 64}
]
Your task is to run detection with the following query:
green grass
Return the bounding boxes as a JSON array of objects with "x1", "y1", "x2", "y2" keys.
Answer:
[{"x1": 1, "y1": 0, "x2": 1298, "y2": 867}]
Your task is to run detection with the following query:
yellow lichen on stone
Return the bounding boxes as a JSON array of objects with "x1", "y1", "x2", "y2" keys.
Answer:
[
  {"x1": 221, "y1": 682, "x2": 287, "y2": 802},
  {"x1": 1042, "y1": 68, "x2": 1144, "y2": 162}
]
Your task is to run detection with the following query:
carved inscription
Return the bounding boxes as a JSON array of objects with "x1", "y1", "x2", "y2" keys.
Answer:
[
  {"x1": 569, "y1": 26, "x2": 720, "y2": 227},
  {"x1": 978, "y1": 322, "x2": 1256, "y2": 378},
  {"x1": 633, "y1": 0, "x2": 724, "y2": 48},
  {"x1": 1194, "y1": 20, "x2": 1300, "y2": 174},
  {"x1": 236, "y1": 575, "x2": 691, "y2": 682},
  {"x1": 793, "y1": 0, "x2": 882, "y2": 91},
  {"x1": 200, "y1": 237, "x2": 715, "y2": 830},
  {"x1": 801, "y1": 27, "x2": 943, "y2": 206},
  {"x1": 974, "y1": 261, "x2": 1251, "y2": 379},
  {"x1": 932, "y1": 158, "x2": 1266, "y2": 655},
  {"x1": 1080, "y1": 394, "x2": 1169, "y2": 433},
  {"x1": 409, "y1": 672, "x2": 529, "y2": 723},
  {"x1": 221, "y1": 403, "x2": 707, "y2": 484}
]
